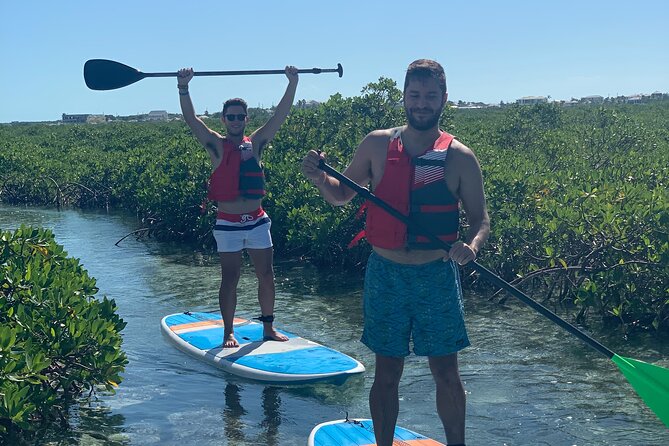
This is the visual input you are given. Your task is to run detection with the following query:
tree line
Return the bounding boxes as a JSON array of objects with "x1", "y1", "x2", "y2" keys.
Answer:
[{"x1": 1, "y1": 81, "x2": 667, "y2": 337}]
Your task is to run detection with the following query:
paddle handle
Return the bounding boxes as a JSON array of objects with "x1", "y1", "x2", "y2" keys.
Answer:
[
  {"x1": 146, "y1": 64, "x2": 344, "y2": 78},
  {"x1": 318, "y1": 160, "x2": 616, "y2": 360}
]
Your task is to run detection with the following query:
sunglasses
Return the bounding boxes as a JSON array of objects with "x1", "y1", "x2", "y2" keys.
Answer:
[{"x1": 225, "y1": 114, "x2": 247, "y2": 121}]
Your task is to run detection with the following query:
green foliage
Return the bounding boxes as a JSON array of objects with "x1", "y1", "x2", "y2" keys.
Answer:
[
  {"x1": 477, "y1": 104, "x2": 668, "y2": 334},
  {"x1": 1, "y1": 90, "x2": 668, "y2": 334},
  {"x1": 0, "y1": 226, "x2": 127, "y2": 436}
]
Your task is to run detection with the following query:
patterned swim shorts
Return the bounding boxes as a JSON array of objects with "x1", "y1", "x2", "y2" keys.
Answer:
[
  {"x1": 212, "y1": 208, "x2": 272, "y2": 252},
  {"x1": 361, "y1": 251, "x2": 470, "y2": 357}
]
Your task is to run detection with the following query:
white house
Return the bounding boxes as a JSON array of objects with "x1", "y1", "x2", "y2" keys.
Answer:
[
  {"x1": 147, "y1": 110, "x2": 169, "y2": 121},
  {"x1": 582, "y1": 95, "x2": 604, "y2": 104},
  {"x1": 516, "y1": 96, "x2": 547, "y2": 105}
]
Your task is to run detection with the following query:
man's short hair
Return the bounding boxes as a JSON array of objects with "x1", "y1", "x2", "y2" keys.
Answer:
[
  {"x1": 404, "y1": 59, "x2": 447, "y2": 96},
  {"x1": 222, "y1": 98, "x2": 248, "y2": 115}
]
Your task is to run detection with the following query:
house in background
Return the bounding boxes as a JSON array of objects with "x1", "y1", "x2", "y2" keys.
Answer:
[
  {"x1": 561, "y1": 99, "x2": 580, "y2": 107},
  {"x1": 147, "y1": 110, "x2": 168, "y2": 121},
  {"x1": 62, "y1": 113, "x2": 89, "y2": 123},
  {"x1": 582, "y1": 95, "x2": 604, "y2": 104},
  {"x1": 62, "y1": 113, "x2": 106, "y2": 124},
  {"x1": 87, "y1": 115, "x2": 106, "y2": 124},
  {"x1": 516, "y1": 96, "x2": 547, "y2": 105}
]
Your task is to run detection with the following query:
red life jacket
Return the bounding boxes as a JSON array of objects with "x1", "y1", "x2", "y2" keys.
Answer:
[
  {"x1": 207, "y1": 136, "x2": 266, "y2": 202},
  {"x1": 352, "y1": 128, "x2": 459, "y2": 250}
]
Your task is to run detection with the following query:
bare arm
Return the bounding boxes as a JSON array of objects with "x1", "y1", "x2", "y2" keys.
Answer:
[
  {"x1": 177, "y1": 68, "x2": 221, "y2": 160},
  {"x1": 250, "y1": 66, "x2": 299, "y2": 153},
  {"x1": 448, "y1": 140, "x2": 491, "y2": 264},
  {"x1": 301, "y1": 131, "x2": 386, "y2": 206}
]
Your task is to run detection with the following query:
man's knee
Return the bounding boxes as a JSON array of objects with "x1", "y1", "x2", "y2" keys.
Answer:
[
  {"x1": 254, "y1": 267, "x2": 274, "y2": 283},
  {"x1": 373, "y1": 357, "x2": 404, "y2": 388},
  {"x1": 429, "y1": 356, "x2": 461, "y2": 384},
  {"x1": 373, "y1": 372, "x2": 402, "y2": 391},
  {"x1": 220, "y1": 268, "x2": 241, "y2": 285},
  {"x1": 433, "y1": 370, "x2": 463, "y2": 390}
]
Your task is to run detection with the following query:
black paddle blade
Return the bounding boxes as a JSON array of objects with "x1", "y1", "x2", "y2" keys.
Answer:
[{"x1": 84, "y1": 59, "x2": 146, "y2": 90}]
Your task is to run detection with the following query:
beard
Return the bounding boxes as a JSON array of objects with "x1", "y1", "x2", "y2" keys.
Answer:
[{"x1": 406, "y1": 107, "x2": 442, "y2": 131}]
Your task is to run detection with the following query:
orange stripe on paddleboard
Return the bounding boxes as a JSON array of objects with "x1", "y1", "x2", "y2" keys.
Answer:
[
  {"x1": 170, "y1": 318, "x2": 246, "y2": 332},
  {"x1": 361, "y1": 439, "x2": 444, "y2": 446}
]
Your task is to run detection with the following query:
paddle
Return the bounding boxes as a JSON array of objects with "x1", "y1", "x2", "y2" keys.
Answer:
[
  {"x1": 83, "y1": 59, "x2": 344, "y2": 91},
  {"x1": 317, "y1": 160, "x2": 669, "y2": 428}
]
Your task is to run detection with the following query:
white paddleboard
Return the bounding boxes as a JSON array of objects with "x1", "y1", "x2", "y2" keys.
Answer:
[
  {"x1": 161, "y1": 311, "x2": 365, "y2": 383},
  {"x1": 308, "y1": 418, "x2": 444, "y2": 446}
]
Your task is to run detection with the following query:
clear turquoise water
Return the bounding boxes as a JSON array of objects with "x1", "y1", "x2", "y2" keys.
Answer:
[{"x1": 1, "y1": 205, "x2": 667, "y2": 445}]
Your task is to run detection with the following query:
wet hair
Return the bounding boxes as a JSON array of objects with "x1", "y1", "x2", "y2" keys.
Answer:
[
  {"x1": 403, "y1": 59, "x2": 447, "y2": 96},
  {"x1": 222, "y1": 98, "x2": 248, "y2": 115}
]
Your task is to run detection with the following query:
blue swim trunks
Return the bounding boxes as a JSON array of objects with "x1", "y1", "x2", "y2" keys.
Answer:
[{"x1": 361, "y1": 251, "x2": 470, "y2": 357}]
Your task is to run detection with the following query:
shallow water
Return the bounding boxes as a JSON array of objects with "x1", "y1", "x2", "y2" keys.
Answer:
[{"x1": 1, "y1": 205, "x2": 667, "y2": 445}]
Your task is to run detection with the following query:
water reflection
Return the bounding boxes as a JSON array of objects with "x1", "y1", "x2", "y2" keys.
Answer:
[
  {"x1": 222, "y1": 383, "x2": 281, "y2": 446},
  {"x1": 220, "y1": 379, "x2": 370, "y2": 446},
  {"x1": 223, "y1": 383, "x2": 247, "y2": 442},
  {"x1": 74, "y1": 403, "x2": 129, "y2": 445},
  {"x1": 258, "y1": 386, "x2": 281, "y2": 446},
  {"x1": 4, "y1": 400, "x2": 130, "y2": 445}
]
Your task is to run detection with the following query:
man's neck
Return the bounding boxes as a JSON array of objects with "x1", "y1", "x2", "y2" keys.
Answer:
[
  {"x1": 401, "y1": 125, "x2": 442, "y2": 155},
  {"x1": 226, "y1": 134, "x2": 245, "y2": 145}
]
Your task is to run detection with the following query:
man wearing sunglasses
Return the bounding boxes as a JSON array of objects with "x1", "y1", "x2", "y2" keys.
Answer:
[{"x1": 177, "y1": 65, "x2": 299, "y2": 348}]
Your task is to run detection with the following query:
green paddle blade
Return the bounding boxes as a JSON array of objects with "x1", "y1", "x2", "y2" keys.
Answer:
[{"x1": 612, "y1": 354, "x2": 669, "y2": 427}]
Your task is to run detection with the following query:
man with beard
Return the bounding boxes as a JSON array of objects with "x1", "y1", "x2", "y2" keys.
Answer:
[
  {"x1": 177, "y1": 65, "x2": 298, "y2": 348},
  {"x1": 301, "y1": 59, "x2": 489, "y2": 446}
]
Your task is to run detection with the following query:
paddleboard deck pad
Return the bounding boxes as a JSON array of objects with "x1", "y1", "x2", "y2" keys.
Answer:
[
  {"x1": 308, "y1": 418, "x2": 444, "y2": 446},
  {"x1": 161, "y1": 311, "x2": 365, "y2": 383}
]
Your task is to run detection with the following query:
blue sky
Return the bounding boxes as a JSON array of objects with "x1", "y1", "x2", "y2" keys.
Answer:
[{"x1": 1, "y1": 0, "x2": 667, "y2": 123}]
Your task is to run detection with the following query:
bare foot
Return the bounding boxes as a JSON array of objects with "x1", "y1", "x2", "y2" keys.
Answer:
[
  {"x1": 263, "y1": 328, "x2": 288, "y2": 342},
  {"x1": 222, "y1": 332, "x2": 239, "y2": 348}
]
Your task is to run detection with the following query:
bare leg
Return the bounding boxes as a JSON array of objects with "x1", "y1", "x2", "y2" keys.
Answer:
[
  {"x1": 428, "y1": 353, "x2": 466, "y2": 445},
  {"x1": 369, "y1": 354, "x2": 404, "y2": 446},
  {"x1": 219, "y1": 251, "x2": 242, "y2": 348},
  {"x1": 247, "y1": 247, "x2": 287, "y2": 342}
]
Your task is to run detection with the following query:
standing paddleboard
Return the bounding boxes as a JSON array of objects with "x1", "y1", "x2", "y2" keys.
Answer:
[
  {"x1": 308, "y1": 418, "x2": 444, "y2": 446},
  {"x1": 161, "y1": 311, "x2": 365, "y2": 383}
]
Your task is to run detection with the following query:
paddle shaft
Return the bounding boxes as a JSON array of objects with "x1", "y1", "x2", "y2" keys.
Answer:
[
  {"x1": 318, "y1": 161, "x2": 616, "y2": 359},
  {"x1": 144, "y1": 65, "x2": 343, "y2": 78}
]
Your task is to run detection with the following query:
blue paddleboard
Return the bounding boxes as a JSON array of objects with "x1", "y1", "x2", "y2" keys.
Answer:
[
  {"x1": 161, "y1": 311, "x2": 365, "y2": 383},
  {"x1": 308, "y1": 418, "x2": 444, "y2": 446}
]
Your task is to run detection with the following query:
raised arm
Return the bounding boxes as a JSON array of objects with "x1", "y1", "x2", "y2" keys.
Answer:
[
  {"x1": 250, "y1": 66, "x2": 299, "y2": 151},
  {"x1": 177, "y1": 68, "x2": 221, "y2": 160}
]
